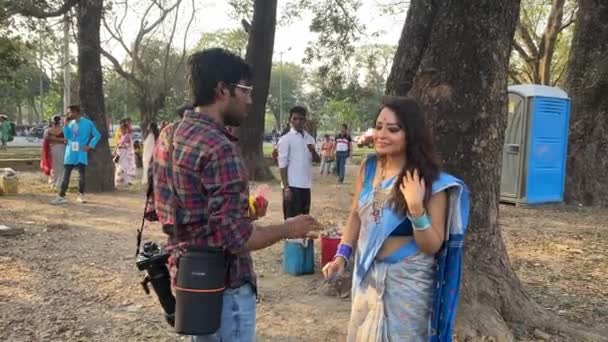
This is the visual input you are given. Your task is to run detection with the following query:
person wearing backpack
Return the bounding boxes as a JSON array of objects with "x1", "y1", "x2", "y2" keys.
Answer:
[{"x1": 0, "y1": 115, "x2": 12, "y2": 150}]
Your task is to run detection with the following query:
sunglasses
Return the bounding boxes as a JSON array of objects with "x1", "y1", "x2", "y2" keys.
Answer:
[{"x1": 230, "y1": 83, "x2": 253, "y2": 95}]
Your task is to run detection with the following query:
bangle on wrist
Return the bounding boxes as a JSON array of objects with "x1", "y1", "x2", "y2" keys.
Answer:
[
  {"x1": 408, "y1": 211, "x2": 431, "y2": 231},
  {"x1": 335, "y1": 243, "x2": 353, "y2": 261}
]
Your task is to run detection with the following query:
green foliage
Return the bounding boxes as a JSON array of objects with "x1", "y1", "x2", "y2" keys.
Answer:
[
  {"x1": 308, "y1": 43, "x2": 395, "y2": 132},
  {"x1": 0, "y1": 35, "x2": 26, "y2": 82},
  {"x1": 319, "y1": 98, "x2": 358, "y2": 132},
  {"x1": 267, "y1": 62, "x2": 306, "y2": 128},
  {"x1": 194, "y1": 28, "x2": 248, "y2": 57},
  {"x1": 304, "y1": 0, "x2": 364, "y2": 93},
  {"x1": 227, "y1": 0, "x2": 254, "y2": 21}
]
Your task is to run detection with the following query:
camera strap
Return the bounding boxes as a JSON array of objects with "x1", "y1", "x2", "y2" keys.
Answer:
[
  {"x1": 135, "y1": 124, "x2": 178, "y2": 257},
  {"x1": 135, "y1": 183, "x2": 151, "y2": 256},
  {"x1": 166, "y1": 123, "x2": 179, "y2": 238}
]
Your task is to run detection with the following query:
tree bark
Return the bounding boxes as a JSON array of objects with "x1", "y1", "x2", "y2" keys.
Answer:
[
  {"x1": 17, "y1": 101, "x2": 23, "y2": 125},
  {"x1": 77, "y1": 0, "x2": 114, "y2": 192},
  {"x1": 240, "y1": 0, "x2": 277, "y2": 180},
  {"x1": 564, "y1": 0, "x2": 608, "y2": 207},
  {"x1": 387, "y1": 1, "x2": 544, "y2": 340}
]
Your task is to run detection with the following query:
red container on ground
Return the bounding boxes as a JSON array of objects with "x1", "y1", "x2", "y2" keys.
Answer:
[{"x1": 320, "y1": 235, "x2": 341, "y2": 268}]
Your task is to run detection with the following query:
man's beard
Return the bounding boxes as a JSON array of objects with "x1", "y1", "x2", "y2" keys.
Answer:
[
  {"x1": 223, "y1": 115, "x2": 242, "y2": 127},
  {"x1": 223, "y1": 110, "x2": 245, "y2": 127}
]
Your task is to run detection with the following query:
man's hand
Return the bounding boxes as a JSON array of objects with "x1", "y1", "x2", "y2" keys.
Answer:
[
  {"x1": 254, "y1": 196, "x2": 268, "y2": 218},
  {"x1": 283, "y1": 188, "x2": 293, "y2": 202},
  {"x1": 284, "y1": 215, "x2": 322, "y2": 239},
  {"x1": 308, "y1": 144, "x2": 321, "y2": 163},
  {"x1": 83, "y1": 145, "x2": 92, "y2": 152}
]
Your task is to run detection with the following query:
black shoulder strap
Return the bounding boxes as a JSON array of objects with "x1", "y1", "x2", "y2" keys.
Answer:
[{"x1": 135, "y1": 123, "x2": 179, "y2": 256}]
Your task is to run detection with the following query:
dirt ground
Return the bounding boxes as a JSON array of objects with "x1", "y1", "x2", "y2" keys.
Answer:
[{"x1": 0, "y1": 166, "x2": 606, "y2": 341}]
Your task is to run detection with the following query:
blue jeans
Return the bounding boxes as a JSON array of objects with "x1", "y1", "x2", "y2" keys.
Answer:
[
  {"x1": 192, "y1": 284, "x2": 256, "y2": 342},
  {"x1": 335, "y1": 151, "x2": 348, "y2": 182}
]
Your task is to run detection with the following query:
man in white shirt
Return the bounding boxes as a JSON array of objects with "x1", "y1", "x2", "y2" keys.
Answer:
[
  {"x1": 334, "y1": 124, "x2": 352, "y2": 183},
  {"x1": 277, "y1": 106, "x2": 321, "y2": 219}
]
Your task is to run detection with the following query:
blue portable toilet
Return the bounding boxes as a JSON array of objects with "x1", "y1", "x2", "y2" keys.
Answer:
[{"x1": 500, "y1": 84, "x2": 571, "y2": 205}]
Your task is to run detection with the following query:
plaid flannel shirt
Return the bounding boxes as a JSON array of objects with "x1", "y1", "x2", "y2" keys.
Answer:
[{"x1": 152, "y1": 110, "x2": 255, "y2": 289}]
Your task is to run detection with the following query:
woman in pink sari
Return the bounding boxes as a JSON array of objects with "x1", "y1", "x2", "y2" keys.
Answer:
[
  {"x1": 114, "y1": 122, "x2": 136, "y2": 187},
  {"x1": 41, "y1": 115, "x2": 65, "y2": 189}
]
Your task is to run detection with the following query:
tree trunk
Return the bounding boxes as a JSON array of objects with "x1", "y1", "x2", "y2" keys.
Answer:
[
  {"x1": 387, "y1": 1, "x2": 549, "y2": 340},
  {"x1": 77, "y1": 0, "x2": 114, "y2": 192},
  {"x1": 564, "y1": 0, "x2": 608, "y2": 207},
  {"x1": 28, "y1": 96, "x2": 38, "y2": 124},
  {"x1": 17, "y1": 101, "x2": 23, "y2": 125},
  {"x1": 239, "y1": 0, "x2": 277, "y2": 180},
  {"x1": 538, "y1": 0, "x2": 566, "y2": 85}
]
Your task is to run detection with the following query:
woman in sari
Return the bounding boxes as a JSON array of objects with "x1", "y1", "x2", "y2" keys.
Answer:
[
  {"x1": 323, "y1": 97, "x2": 469, "y2": 342},
  {"x1": 41, "y1": 115, "x2": 66, "y2": 189},
  {"x1": 141, "y1": 121, "x2": 159, "y2": 185},
  {"x1": 114, "y1": 122, "x2": 136, "y2": 187}
]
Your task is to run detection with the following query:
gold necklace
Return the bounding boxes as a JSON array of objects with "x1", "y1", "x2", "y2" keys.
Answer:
[{"x1": 372, "y1": 159, "x2": 388, "y2": 224}]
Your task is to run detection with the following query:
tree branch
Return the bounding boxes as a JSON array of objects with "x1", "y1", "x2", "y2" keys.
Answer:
[
  {"x1": 175, "y1": 0, "x2": 196, "y2": 76},
  {"x1": 163, "y1": 0, "x2": 181, "y2": 91},
  {"x1": 6, "y1": 0, "x2": 80, "y2": 19},
  {"x1": 517, "y1": 22, "x2": 539, "y2": 58},
  {"x1": 333, "y1": 0, "x2": 364, "y2": 35},
  {"x1": 102, "y1": 15, "x2": 132, "y2": 57},
  {"x1": 139, "y1": 0, "x2": 181, "y2": 42},
  {"x1": 132, "y1": 0, "x2": 182, "y2": 76},
  {"x1": 100, "y1": 47, "x2": 144, "y2": 91},
  {"x1": 512, "y1": 40, "x2": 534, "y2": 63},
  {"x1": 508, "y1": 70, "x2": 523, "y2": 84},
  {"x1": 560, "y1": 4, "x2": 578, "y2": 32},
  {"x1": 552, "y1": 63, "x2": 567, "y2": 86}
]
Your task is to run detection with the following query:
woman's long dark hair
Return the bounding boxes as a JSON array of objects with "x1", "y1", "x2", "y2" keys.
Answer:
[
  {"x1": 377, "y1": 96, "x2": 441, "y2": 215},
  {"x1": 148, "y1": 122, "x2": 160, "y2": 140}
]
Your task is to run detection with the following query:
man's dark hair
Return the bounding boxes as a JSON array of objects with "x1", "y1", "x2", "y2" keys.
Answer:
[
  {"x1": 176, "y1": 103, "x2": 194, "y2": 118},
  {"x1": 68, "y1": 105, "x2": 80, "y2": 113},
  {"x1": 289, "y1": 105, "x2": 307, "y2": 119},
  {"x1": 187, "y1": 48, "x2": 252, "y2": 107}
]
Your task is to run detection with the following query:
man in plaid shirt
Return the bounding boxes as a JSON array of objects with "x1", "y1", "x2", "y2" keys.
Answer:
[{"x1": 152, "y1": 48, "x2": 321, "y2": 341}]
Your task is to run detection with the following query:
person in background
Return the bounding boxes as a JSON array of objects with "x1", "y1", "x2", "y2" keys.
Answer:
[
  {"x1": 277, "y1": 106, "x2": 321, "y2": 219},
  {"x1": 114, "y1": 121, "x2": 137, "y2": 187},
  {"x1": 319, "y1": 134, "x2": 335, "y2": 176},
  {"x1": 0, "y1": 115, "x2": 12, "y2": 151},
  {"x1": 50, "y1": 105, "x2": 101, "y2": 205},
  {"x1": 334, "y1": 124, "x2": 352, "y2": 183},
  {"x1": 280, "y1": 122, "x2": 291, "y2": 137},
  {"x1": 133, "y1": 140, "x2": 143, "y2": 168},
  {"x1": 112, "y1": 118, "x2": 126, "y2": 147},
  {"x1": 152, "y1": 48, "x2": 322, "y2": 341},
  {"x1": 142, "y1": 121, "x2": 160, "y2": 185},
  {"x1": 42, "y1": 115, "x2": 66, "y2": 189}
]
